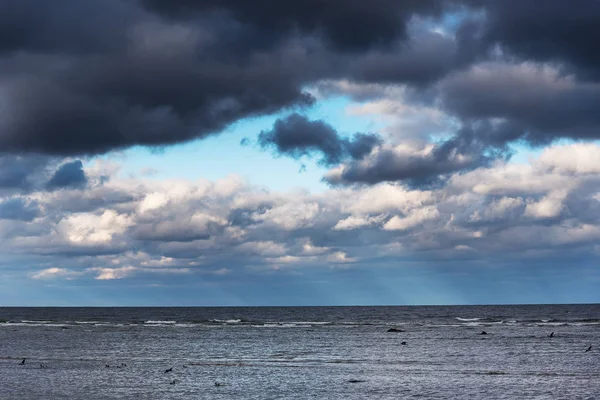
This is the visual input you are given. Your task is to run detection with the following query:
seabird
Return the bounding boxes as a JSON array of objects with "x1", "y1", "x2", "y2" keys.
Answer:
[
  {"x1": 347, "y1": 379, "x2": 366, "y2": 383},
  {"x1": 400, "y1": 341, "x2": 407, "y2": 345},
  {"x1": 215, "y1": 382, "x2": 223, "y2": 387},
  {"x1": 549, "y1": 332, "x2": 554, "y2": 338},
  {"x1": 170, "y1": 379, "x2": 178, "y2": 385},
  {"x1": 105, "y1": 364, "x2": 110, "y2": 368},
  {"x1": 165, "y1": 367, "x2": 173, "y2": 373},
  {"x1": 480, "y1": 331, "x2": 487, "y2": 335},
  {"x1": 19, "y1": 359, "x2": 26, "y2": 365},
  {"x1": 585, "y1": 345, "x2": 592, "y2": 352}
]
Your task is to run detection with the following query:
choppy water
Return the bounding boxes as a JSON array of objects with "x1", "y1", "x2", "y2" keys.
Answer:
[{"x1": 1, "y1": 305, "x2": 599, "y2": 399}]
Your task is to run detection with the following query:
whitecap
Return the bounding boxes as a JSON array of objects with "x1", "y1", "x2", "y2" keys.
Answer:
[
  {"x1": 21, "y1": 320, "x2": 54, "y2": 324},
  {"x1": 144, "y1": 320, "x2": 176, "y2": 324},
  {"x1": 208, "y1": 319, "x2": 242, "y2": 324}
]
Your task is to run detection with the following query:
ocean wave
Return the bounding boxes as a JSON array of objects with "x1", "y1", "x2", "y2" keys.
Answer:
[
  {"x1": 21, "y1": 320, "x2": 54, "y2": 324},
  {"x1": 3, "y1": 316, "x2": 599, "y2": 329},
  {"x1": 1, "y1": 322, "x2": 70, "y2": 327},
  {"x1": 144, "y1": 320, "x2": 176, "y2": 324},
  {"x1": 208, "y1": 319, "x2": 242, "y2": 324},
  {"x1": 259, "y1": 323, "x2": 300, "y2": 328}
]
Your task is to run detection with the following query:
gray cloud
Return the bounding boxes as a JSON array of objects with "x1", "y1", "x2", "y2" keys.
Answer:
[
  {"x1": 1, "y1": 0, "x2": 600, "y2": 192},
  {"x1": 438, "y1": 62, "x2": 600, "y2": 144},
  {"x1": 325, "y1": 122, "x2": 513, "y2": 187},
  {"x1": 0, "y1": 141, "x2": 598, "y2": 285},
  {"x1": 473, "y1": 0, "x2": 600, "y2": 77},
  {"x1": 46, "y1": 160, "x2": 88, "y2": 191},
  {"x1": 140, "y1": 0, "x2": 450, "y2": 51},
  {"x1": 0, "y1": 155, "x2": 51, "y2": 191},
  {"x1": 0, "y1": 198, "x2": 40, "y2": 222},
  {"x1": 349, "y1": 27, "x2": 463, "y2": 86},
  {"x1": 257, "y1": 114, "x2": 382, "y2": 166},
  {"x1": 0, "y1": 0, "x2": 468, "y2": 158}
]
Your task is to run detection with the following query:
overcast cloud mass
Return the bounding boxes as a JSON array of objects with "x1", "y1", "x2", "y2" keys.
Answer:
[{"x1": 1, "y1": 0, "x2": 600, "y2": 305}]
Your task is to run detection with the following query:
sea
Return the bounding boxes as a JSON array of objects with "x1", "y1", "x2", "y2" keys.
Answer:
[{"x1": 0, "y1": 304, "x2": 599, "y2": 399}]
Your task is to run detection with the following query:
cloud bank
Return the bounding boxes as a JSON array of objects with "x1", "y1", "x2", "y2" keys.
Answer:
[{"x1": 0, "y1": 142, "x2": 598, "y2": 284}]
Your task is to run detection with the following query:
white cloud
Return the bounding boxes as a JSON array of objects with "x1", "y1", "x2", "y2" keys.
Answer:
[
  {"x1": 326, "y1": 251, "x2": 356, "y2": 263},
  {"x1": 138, "y1": 192, "x2": 169, "y2": 213},
  {"x1": 31, "y1": 267, "x2": 82, "y2": 280},
  {"x1": 342, "y1": 182, "x2": 434, "y2": 214},
  {"x1": 301, "y1": 239, "x2": 330, "y2": 255},
  {"x1": 537, "y1": 142, "x2": 600, "y2": 174},
  {"x1": 333, "y1": 214, "x2": 387, "y2": 230},
  {"x1": 524, "y1": 190, "x2": 568, "y2": 219},
  {"x1": 7, "y1": 140, "x2": 600, "y2": 284},
  {"x1": 57, "y1": 210, "x2": 133, "y2": 245},
  {"x1": 383, "y1": 206, "x2": 440, "y2": 231},
  {"x1": 253, "y1": 202, "x2": 320, "y2": 230},
  {"x1": 89, "y1": 266, "x2": 137, "y2": 280}
]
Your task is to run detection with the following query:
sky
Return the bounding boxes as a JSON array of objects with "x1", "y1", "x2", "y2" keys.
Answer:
[{"x1": 1, "y1": 0, "x2": 600, "y2": 306}]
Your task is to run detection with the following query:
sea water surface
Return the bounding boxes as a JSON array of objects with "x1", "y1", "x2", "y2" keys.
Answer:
[{"x1": 1, "y1": 305, "x2": 599, "y2": 399}]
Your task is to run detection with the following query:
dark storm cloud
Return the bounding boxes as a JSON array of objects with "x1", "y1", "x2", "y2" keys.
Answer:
[
  {"x1": 438, "y1": 62, "x2": 600, "y2": 144},
  {"x1": 0, "y1": 0, "x2": 314, "y2": 156},
  {"x1": 140, "y1": 0, "x2": 448, "y2": 51},
  {"x1": 1, "y1": 0, "x2": 599, "y2": 169},
  {"x1": 349, "y1": 28, "x2": 461, "y2": 86},
  {"x1": 46, "y1": 160, "x2": 88, "y2": 190},
  {"x1": 0, "y1": 0, "x2": 466, "y2": 157},
  {"x1": 475, "y1": 0, "x2": 600, "y2": 77},
  {"x1": 257, "y1": 114, "x2": 382, "y2": 166},
  {"x1": 0, "y1": 0, "x2": 136, "y2": 55}
]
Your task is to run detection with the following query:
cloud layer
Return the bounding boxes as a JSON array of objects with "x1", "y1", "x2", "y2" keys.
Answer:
[
  {"x1": 2, "y1": 0, "x2": 599, "y2": 164},
  {"x1": 2, "y1": 142, "x2": 600, "y2": 283}
]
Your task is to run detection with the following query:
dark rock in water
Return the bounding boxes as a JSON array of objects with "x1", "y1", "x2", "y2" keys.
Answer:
[
  {"x1": 480, "y1": 331, "x2": 487, "y2": 335},
  {"x1": 400, "y1": 341, "x2": 407, "y2": 345},
  {"x1": 387, "y1": 328, "x2": 404, "y2": 332},
  {"x1": 347, "y1": 379, "x2": 366, "y2": 383}
]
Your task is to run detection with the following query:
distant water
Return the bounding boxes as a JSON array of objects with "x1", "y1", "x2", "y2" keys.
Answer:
[{"x1": 1, "y1": 305, "x2": 599, "y2": 399}]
